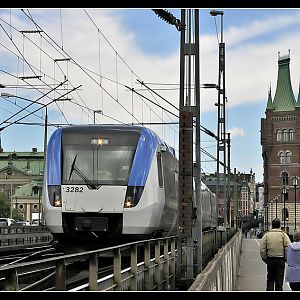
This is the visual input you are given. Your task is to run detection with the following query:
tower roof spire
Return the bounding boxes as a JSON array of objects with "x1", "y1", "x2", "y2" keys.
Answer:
[
  {"x1": 295, "y1": 80, "x2": 300, "y2": 108},
  {"x1": 266, "y1": 83, "x2": 273, "y2": 110},
  {"x1": 272, "y1": 50, "x2": 296, "y2": 112}
]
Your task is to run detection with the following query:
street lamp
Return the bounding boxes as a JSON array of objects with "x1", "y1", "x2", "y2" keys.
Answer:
[
  {"x1": 274, "y1": 194, "x2": 279, "y2": 218},
  {"x1": 282, "y1": 185, "x2": 287, "y2": 231},
  {"x1": 293, "y1": 176, "x2": 298, "y2": 231},
  {"x1": 93, "y1": 110, "x2": 103, "y2": 124},
  {"x1": 270, "y1": 199, "x2": 273, "y2": 224},
  {"x1": 209, "y1": 9, "x2": 227, "y2": 227}
]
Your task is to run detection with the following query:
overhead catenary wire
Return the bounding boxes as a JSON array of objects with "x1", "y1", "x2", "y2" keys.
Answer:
[
  {"x1": 0, "y1": 9, "x2": 219, "y2": 174},
  {"x1": 0, "y1": 84, "x2": 80, "y2": 131}
]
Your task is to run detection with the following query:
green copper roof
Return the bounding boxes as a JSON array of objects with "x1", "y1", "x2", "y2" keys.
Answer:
[
  {"x1": 272, "y1": 54, "x2": 296, "y2": 112},
  {"x1": 14, "y1": 182, "x2": 41, "y2": 198},
  {"x1": 0, "y1": 151, "x2": 44, "y2": 176}
]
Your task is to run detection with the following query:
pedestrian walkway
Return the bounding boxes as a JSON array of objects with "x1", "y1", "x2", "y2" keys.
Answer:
[{"x1": 236, "y1": 236, "x2": 291, "y2": 291}]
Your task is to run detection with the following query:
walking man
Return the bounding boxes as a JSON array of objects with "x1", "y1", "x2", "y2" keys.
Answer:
[{"x1": 259, "y1": 218, "x2": 291, "y2": 291}]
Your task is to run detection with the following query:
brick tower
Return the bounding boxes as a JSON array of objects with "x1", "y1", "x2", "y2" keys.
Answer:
[{"x1": 261, "y1": 50, "x2": 300, "y2": 234}]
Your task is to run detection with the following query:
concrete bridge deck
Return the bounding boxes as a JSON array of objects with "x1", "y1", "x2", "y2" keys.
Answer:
[{"x1": 237, "y1": 236, "x2": 291, "y2": 291}]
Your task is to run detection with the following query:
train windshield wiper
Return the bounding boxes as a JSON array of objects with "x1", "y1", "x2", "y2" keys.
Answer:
[
  {"x1": 68, "y1": 154, "x2": 78, "y2": 180},
  {"x1": 68, "y1": 154, "x2": 96, "y2": 188}
]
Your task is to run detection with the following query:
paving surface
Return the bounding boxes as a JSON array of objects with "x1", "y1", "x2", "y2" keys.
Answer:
[{"x1": 236, "y1": 236, "x2": 291, "y2": 291}]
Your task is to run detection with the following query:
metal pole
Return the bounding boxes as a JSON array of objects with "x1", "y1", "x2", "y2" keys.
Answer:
[
  {"x1": 10, "y1": 181, "x2": 12, "y2": 219},
  {"x1": 283, "y1": 189, "x2": 286, "y2": 230},
  {"x1": 234, "y1": 168, "x2": 238, "y2": 229},
  {"x1": 194, "y1": 9, "x2": 202, "y2": 274},
  {"x1": 275, "y1": 194, "x2": 278, "y2": 218},
  {"x1": 42, "y1": 106, "x2": 48, "y2": 225},
  {"x1": 227, "y1": 133, "x2": 231, "y2": 225},
  {"x1": 295, "y1": 183, "x2": 297, "y2": 231}
]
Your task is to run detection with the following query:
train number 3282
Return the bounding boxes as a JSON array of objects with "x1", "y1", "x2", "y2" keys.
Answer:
[{"x1": 65, "y1": 187, "x2": 84, "y2": 193}]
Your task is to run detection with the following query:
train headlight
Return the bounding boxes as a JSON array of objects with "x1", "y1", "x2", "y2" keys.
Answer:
[
  {"x1": 48, "y1": 185, "x2": 62, "y2": 207},
  {"x1": 124, "y1": 197, "x2": 133, "y2": 208},
  {"x1": 124, "y1": 186, "x2": 144, "y2": 208},
  {"x1": 91, "y1": 137, "x2": 109, "y2": 145}
]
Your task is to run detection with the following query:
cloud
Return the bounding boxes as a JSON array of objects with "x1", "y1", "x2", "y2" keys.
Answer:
[{"x1": 228, "y1": 127, "x2": 246, "y2": 138}]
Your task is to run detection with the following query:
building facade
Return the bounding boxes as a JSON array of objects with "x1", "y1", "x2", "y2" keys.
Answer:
[
  {"x1": 261, "y1": 51, "x2": 300, "y2": 233},
  {"x1": 202, "y1": 170, "x2": 256, "y2": 227},
  {"x1": 0, "y1": 147, "x2": 44, "y2": 222}
]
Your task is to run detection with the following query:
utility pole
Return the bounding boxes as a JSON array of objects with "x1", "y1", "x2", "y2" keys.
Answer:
[
  {"x1": 210, "y1": 10, "x2": 227, "y2": 226},
  {"x1": 177, "y1": 9, "x2": 201, "y2": 287},
  {"x1": 227, "y1": 133, "x2": 231, "y2": 225},
  {"x1": 152, "y1": 8, "x2": 202, "y2": 288},
  {"x1": 234, "y1": 168, "x2": 238, "y2": 229}
]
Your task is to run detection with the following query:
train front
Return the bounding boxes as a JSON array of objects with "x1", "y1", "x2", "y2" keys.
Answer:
[{"x1": 43, "y1": 125, "x2": 162, "y2": 245}]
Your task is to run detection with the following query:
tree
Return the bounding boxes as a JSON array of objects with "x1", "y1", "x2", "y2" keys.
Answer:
[
  {"x1": 0, "y1": 191, "x2": 24, "y2": 220},
  {"x1": 0, "y1": 191, "x2": 10, "y2": 217}
]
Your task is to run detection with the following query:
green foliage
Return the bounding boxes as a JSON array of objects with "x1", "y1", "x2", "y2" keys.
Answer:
[
  {"x1": 0, "y1": 192, "x2": 24, "y2": 220},
  {"x1": 0, "y1": 191, "x2": 10, "y2": 217}
]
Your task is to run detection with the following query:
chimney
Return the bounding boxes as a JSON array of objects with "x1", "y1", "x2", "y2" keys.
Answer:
[{"x1": 32, "y1": 147, "x2": 37, "y2": 153}]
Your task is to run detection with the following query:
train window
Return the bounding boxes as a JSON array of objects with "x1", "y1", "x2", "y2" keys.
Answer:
[
  {"x1": 157, "y1": 152, "x2": 163, "y2": 188},
  {"x1": 62, "y1": 145, "x2": 136, "y2": 186}
]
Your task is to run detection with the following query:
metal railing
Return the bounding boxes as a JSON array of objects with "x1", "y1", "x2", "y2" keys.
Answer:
[
  {"x1": 0, "y1": 236, "x2": 177, "y2": 291},
  {"x1": 0, "y1": 226, "x2": 53, "y2": 249},
  {"x1": 188, "y1": 229, "x2": 242, "y2": 291}
]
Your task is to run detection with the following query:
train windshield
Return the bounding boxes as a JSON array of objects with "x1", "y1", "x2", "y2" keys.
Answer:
[{"x1": 62, "y1": 129, "x2": 140, "y2": 186}]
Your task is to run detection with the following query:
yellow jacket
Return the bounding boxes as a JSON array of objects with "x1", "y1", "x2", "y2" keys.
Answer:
[{"x1": 259, "y1": 229, "x2": 291, "y2": 263}]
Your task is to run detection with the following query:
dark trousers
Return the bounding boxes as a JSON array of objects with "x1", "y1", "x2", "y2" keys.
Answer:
[
  {"x1": 266, "y1": 257, "x2": 285, "y2": 291},
  {"x1": 289, "y1": 282, "x2": 300, "y2": 291}
]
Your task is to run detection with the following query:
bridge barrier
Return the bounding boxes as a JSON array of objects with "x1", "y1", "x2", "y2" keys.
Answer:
[
  {"x1": 0, "y1": 226, "x2": 53, "y2": 250},
  {"x1": 0, "y1": 236, "x2": 177, "y2": 291},
  {"x1": 188, "y1": 229, "x2": 242, "y2": 291}
]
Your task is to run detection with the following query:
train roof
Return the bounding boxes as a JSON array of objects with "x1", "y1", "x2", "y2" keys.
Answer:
[
  {"x1": 55, "y1": 124, "x2": 176, "y2": 156},
  {"x1": 201, "y1": 181, "x2": 214, "y2": 194}
]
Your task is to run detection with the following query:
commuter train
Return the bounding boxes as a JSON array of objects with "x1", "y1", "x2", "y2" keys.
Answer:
[{"x1": 43, "y1": 125, "x2": 217, "y2": 248}]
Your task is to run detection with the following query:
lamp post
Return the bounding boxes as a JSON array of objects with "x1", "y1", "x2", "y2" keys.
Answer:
[
  {"x1": 274, "y1": 194, "x2": 279, "y2": 218},
  {"x1": 282, "y1": 186, "x2": 287, "y2": 231},
  {"x1": 293, "y1": 176, "x2": 298, "y2": 231},
  {"x1": 270, "y1": 199, "x2": 273, "y2": 224},
  {"x1": 267, "y1": 205, "x2": 270, "y2": 230},
  {"x1": 210, "y1": 9, "x2": 227, "y2": 226}
]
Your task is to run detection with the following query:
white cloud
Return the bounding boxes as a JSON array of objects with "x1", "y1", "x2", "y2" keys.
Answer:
[
  {"x1": 1, "y1": 8, "x2": 300, "y2": 180},
  {"x1": 228, "y1": 127, "x2": 246, "y2": 138}
]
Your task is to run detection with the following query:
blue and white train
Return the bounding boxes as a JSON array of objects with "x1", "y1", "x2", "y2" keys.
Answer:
[{"x1": 43, "y1": 125, "x2": 217, "y2": 247}]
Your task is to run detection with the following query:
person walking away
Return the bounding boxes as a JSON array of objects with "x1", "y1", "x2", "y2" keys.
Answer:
[
  {"x1": 285, "y1": 229, "x2": 300, "y2": 290},
  {"x1": 259, "y1": 218, "x2": 291, "y2": 291}
]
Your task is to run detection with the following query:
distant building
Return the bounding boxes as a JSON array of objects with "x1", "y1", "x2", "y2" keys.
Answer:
[
  {"x1": 0, "y1": 148, "x2": 44, "y2": 222},
  {"x1": 261, "y1": 51, "x2": 300, "y2": 233},
  {"x1": 202, "y1": 169, "x2": 256, "y2": 226}
]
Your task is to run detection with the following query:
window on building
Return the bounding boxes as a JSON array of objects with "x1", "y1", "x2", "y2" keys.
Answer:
[
  {"x1": 282, "y1": 129, "x2": 288, "y2": 142},
  {"x1": 282, "y1": 172, "x2": 289, "y2": 185},
  {"x1": 32, "y1": 186, "x2": 39, "y2": 196},
  {"x1": 285, "y1": 151, "x2": 292, "y2": 164},
  {"x1": 279, "y1": 151, "x2": 285, "y2": 164},
  {"x1": 289, "y1": 128, "x2": 295, "y2": 141},
  {"x1": 276, "y1": 129, "x2": 282, "y2": 142}
]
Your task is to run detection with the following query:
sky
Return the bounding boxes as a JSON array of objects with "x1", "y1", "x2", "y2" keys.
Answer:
[{"x1": 1, "y1": 8, "x2": 300, "y2": 184}]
